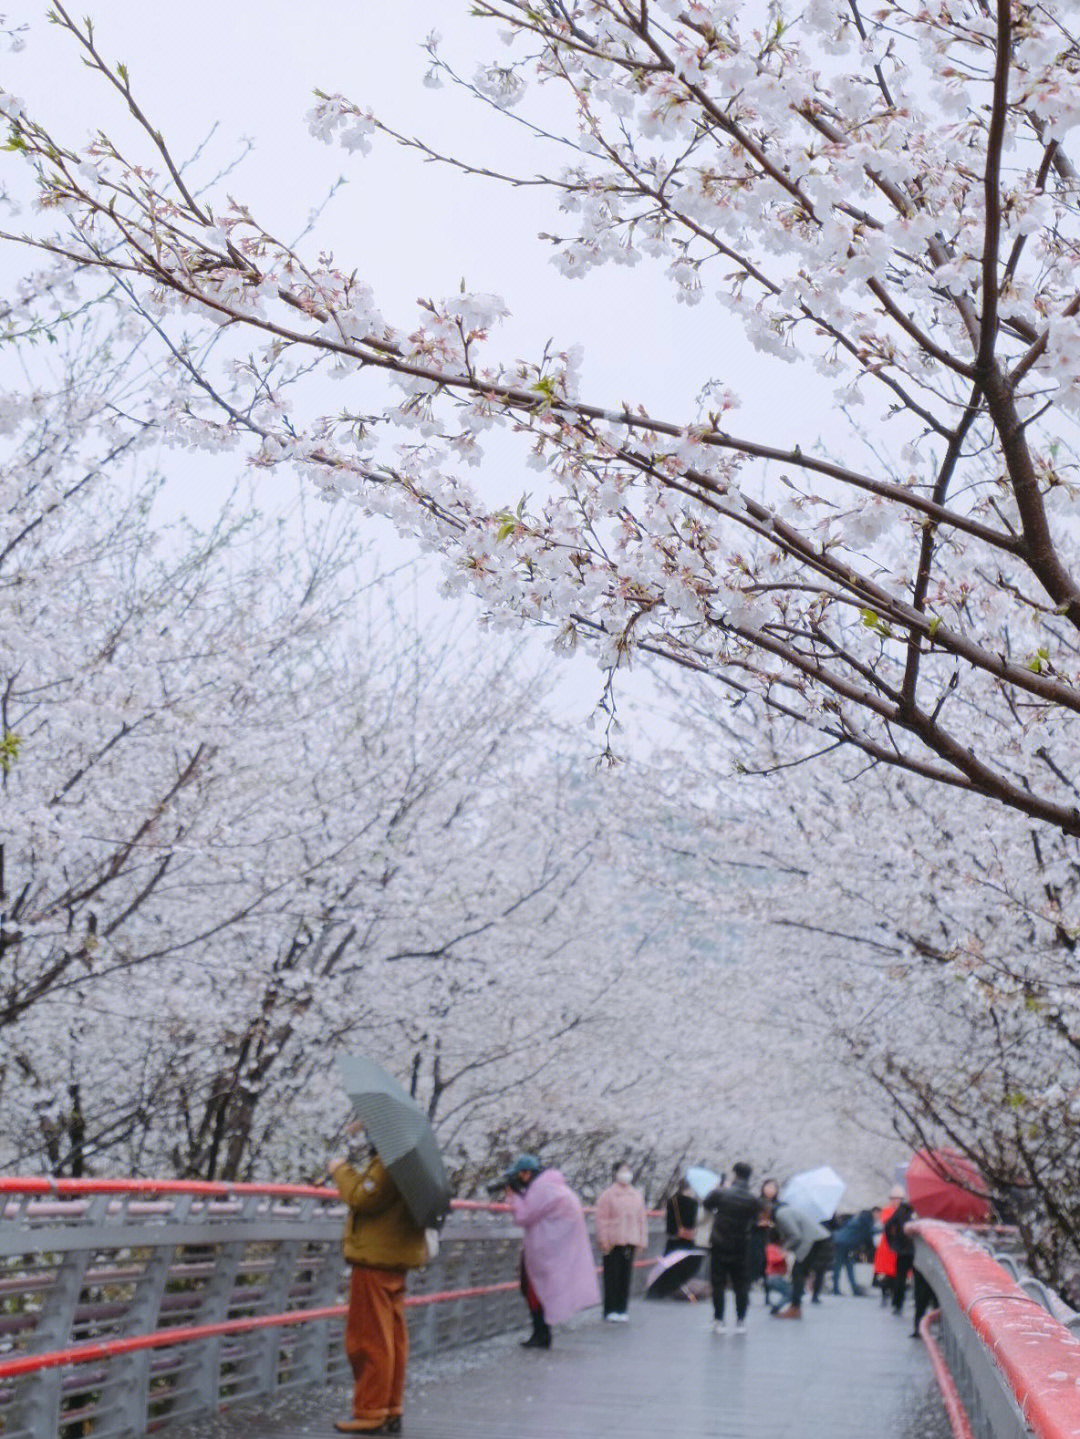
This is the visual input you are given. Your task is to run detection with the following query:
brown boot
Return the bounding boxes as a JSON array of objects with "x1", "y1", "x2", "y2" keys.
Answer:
[
  {"x1": 334, "y1": 1421, "x2": 387, "y2": 1434},
  {"x1": 774, "y1": 1305, "x2": 803, "y2": 1319}
]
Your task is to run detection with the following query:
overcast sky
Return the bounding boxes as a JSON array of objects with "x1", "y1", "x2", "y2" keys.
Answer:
[{"x1": 4, "y1": 1, "x2": 848, "y2": 736}]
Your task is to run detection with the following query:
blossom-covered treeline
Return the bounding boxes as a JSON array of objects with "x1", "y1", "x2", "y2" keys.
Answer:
[
  {"x1": 16, "y1": 0, "x2": 1080, "y2": 1216},
  {"x1": 1, "y1": 292, "x2": 883, "y2": 1194},
  {"x1": 4, "y1": 2, "x2": 1080, "y2": 832},
  {"x1": 651, "y1": 688, "x2": 1080, "y2": 1289}
]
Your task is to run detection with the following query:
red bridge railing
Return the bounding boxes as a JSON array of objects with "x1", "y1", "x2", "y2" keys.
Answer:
[
  {"x1": 0, "y1": 1177, "x2": 527, "y2": 1437},
  {"x1": 0, "y1": 1176, "x2": 662, "y2": 1438},
  {"x1": 913, "y1": 1220, "x2": 1080, "y2": 1439}
]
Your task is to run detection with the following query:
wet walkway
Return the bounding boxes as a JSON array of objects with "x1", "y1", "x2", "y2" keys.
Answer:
[{"x1": 247, "y1": 1287, "x2": 948, "y2": 1439}]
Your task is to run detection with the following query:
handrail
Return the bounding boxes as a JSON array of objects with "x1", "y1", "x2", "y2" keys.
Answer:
[
  {"x1": 912, "y1": 1221, "x2": 1080, "y2": 1439},
  {"x1": 918, "y1": 1310, "x2": 976, "y2": 1439},
  {"x1": 0, "y1": 1173, "x2": 663, "y2": 1439},
  {"x1": 0, "y1": 1177, "x2": 337, "y2": 1199},
  {"x1": 0, "y1": 1176, "x2": 660, "y2": 1217},
  {"x1": 0, "y1": 1175, "x2": 512, "y2": 1212},
  {"x1": 0, "y1": 1280, "x2": 528, "y2": 1383}
]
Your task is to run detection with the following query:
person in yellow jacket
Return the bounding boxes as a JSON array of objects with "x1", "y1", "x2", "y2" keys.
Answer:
[{"x1": 328, "y1": 1126, "x2": 428, "y2": 1435}]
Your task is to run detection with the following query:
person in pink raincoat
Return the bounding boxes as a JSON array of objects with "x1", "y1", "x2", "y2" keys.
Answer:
[{"x1": 501, "y1": 1154, "x2": 600, "y2": 1349}]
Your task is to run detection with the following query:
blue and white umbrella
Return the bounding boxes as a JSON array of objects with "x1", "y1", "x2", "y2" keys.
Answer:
[
  {"x1": 779, "y1": 1165, "x2": 845, "y2": 1222},
  {"x1": 685, "y1": 1166, "x2": 721, "y2": 1199}
]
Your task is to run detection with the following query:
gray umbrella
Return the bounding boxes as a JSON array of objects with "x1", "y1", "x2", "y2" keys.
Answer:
[{"x1": 336, "y1": 1054, "x2": 452, "y2": 1229}]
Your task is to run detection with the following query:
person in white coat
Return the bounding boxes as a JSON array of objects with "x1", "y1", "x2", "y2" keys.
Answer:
[{"x1": 594, "y1": 1162, "x2": 649, "y2": 1320}]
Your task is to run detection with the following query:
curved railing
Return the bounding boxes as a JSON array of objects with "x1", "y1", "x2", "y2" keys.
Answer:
[
  {"x1": 0, "y1": 1177, "x2": 527, "y2": 1438},
  {"x1": 0, "y1": 1176, "x2": 662, "y2": 1439},
  {"x1": 912, "y1": 1220, "x2": 1080, "y2": 1439}
]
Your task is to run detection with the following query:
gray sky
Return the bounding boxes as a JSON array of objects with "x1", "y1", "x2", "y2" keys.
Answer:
[{"x1": 4, "y1": 1, "x2": 844, "y2": 735}]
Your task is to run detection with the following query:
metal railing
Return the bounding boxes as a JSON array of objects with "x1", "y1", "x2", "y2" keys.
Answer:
[
  {"x1": 0, "y1": 1178, "x2": 529, "y2": 1438},
  {"x1": 912, "y1": 1221, "x2": 1080, "y2": 1439},
  {"x1": 0, "y1": 1176, "x2": 664, "y2": 1438}
]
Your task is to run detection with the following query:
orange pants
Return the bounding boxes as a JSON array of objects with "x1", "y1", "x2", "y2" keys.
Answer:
[{"x1": 344, "y1": 1266, "x2": 408, "y2": 1424}]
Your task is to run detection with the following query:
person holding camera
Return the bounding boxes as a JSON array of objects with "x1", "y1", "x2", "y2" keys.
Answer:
[{"x1": 498, "y1": 1154, "x2": 600, "y2": 1349}]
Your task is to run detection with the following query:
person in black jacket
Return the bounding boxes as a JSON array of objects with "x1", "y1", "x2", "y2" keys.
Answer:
[
  {"x1": 884, "y1": 1200, "x2": 916, "y2": 1315},
  {"x1": 664, "y1": 1178, "x2": 700, "y2": 1255},
  {"x1": 703, "y1": 1162, "x2": 761, "y2": 1333}
]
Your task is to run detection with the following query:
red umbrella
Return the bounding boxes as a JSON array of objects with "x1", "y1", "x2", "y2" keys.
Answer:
[{"x1": 906, "y1": 1149, "x2": 991, "y2": 1223}]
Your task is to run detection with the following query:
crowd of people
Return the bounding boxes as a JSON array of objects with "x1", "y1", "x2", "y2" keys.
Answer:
[
  {"x1": 324, "y1": 1131, "x2": 928, "y2": 1434},
  {"x1": 662, "y1": 1170, "x2": 932, "y2": 1334},
  {"x1": 499, "y1": 1155, "x2": 932, "y2": 1349}
]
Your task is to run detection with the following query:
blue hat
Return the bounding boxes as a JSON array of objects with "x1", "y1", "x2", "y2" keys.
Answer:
[{"x1": 503, "y1": 1153, "x2": 542, "y2": 1181}]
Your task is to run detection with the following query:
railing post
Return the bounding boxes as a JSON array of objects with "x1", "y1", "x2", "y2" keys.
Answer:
[
  {"x1": 291, "y1": 1227, "x2": 345, "y2": 1388},
  {"x1": 185, "y1": 1203, "x2": 246, "y2": 1414},
  {"x1": 253, "y1": 1223, "x2": 302, "y2": 1396},
  {"x1": 99, "y1": 1193, "x2": 191, "y2": 1438},
  {"x1": 13, "y1": 1193, "x2": 106, "y2": 1438}
]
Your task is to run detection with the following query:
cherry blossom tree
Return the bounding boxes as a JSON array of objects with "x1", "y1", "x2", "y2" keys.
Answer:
[
  {"x1": 0, "y1": 299, "x2": 395, "y2": 1169},
  {"x1": 3, "y1": 1, "x2": 1080, "y2": 834},
  {"x1": 650, "y1": 682, "x2": 1080, "y2": 1288},
  {"x1": 0, "y1": 302, "x2": 827, "y2": 1191}
]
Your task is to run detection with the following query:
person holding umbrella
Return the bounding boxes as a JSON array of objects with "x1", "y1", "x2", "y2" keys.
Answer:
[
  {"x1": 500, "y1": 1154, "x2": 600, "y2": 1348},
  {"x1": 330, "y1": 1056, "x2": 451, "y2": 1436},
  {"x1": 327, "y1": 1125, "x2": 428, "y2": 1434}
]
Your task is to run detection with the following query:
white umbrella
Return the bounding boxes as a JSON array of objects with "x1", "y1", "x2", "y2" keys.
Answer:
[
  {"x1": 685, "y1": 1166, "x2": 721, "y2": 1198},
  {"x1": 780, "y1": 1165, "x2": 846, "y2": 1222}
]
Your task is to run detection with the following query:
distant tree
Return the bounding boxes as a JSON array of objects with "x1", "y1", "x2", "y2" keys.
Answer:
[{"x1": 0, "y1": 312, "x2": 806, "y2": 1188}]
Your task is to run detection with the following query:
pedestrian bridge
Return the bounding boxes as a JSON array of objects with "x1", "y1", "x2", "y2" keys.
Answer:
[
  {"x1": 256, "y1": 1293, "x2": 942, "y2": 1439},
  {"x1": 1, "y1": 1178, "x2": 1077, "y2": 1439}
]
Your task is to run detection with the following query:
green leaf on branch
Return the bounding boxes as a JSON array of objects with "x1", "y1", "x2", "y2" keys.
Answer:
[
  {"x1": 860, "y1": 607, "x2": 892, "y2": 639},
  {"x1": 0, "y1": 730, "x2": 21, "y2": 774}
]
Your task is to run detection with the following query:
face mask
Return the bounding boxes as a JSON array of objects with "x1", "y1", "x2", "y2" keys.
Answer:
[{"x1": 616, "y1": 1168, "x2": 633, "y2": 1185}]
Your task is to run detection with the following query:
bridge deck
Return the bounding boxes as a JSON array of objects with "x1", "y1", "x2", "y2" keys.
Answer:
[{"x1": 244, "y1": 1286, "x2": 948, "y2": 1439}]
